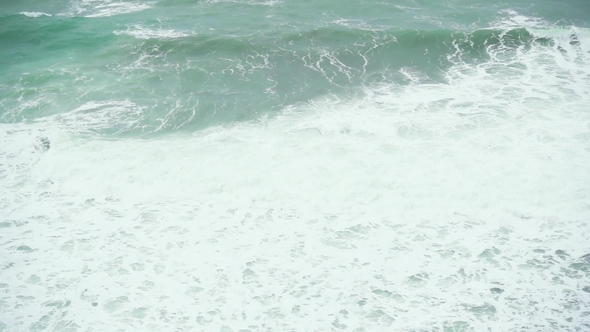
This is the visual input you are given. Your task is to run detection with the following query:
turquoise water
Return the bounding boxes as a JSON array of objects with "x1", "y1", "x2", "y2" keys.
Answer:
[
  {"x1": 1, "y1": 1, "x2": 588, "y2": 132},
  {"x1": 1, "y1": 1, "x2": 590, "y2": 331}
]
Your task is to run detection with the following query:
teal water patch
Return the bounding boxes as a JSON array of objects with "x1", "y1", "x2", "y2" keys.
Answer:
[
  {"x1": 0, "y1": 15, "x2": 121, "y2": 63},
  {"x1": 0, "y1": 16, "x2": 562, "y2": 135},
  {"x1": 1, "y1": 0, "x2": 588, "y2": 136}
]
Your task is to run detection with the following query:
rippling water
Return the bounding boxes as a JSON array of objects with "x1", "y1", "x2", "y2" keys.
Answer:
[{"x1": 1, "y1": 0, "x2": 590, "y2": 331}]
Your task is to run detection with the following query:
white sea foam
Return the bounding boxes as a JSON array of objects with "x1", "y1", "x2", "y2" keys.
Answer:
[
  {"x1": 67, "y1": 0, "x2": 152, "y2": 17},
  {"x1": 493, "y1": 9, "x2": 546, "y2": 29},
  {"x1": 200, "y1": 0, "x2": 282, "y2": 6},
  {"x1": 57, "y1": 100, "x2": 146, "y2": 135},
  {"x1": 114, "y1": 25, "x2": 193, "y2": 39},
  {"x1": 1, "y1": 12, "x2": 590, "y2": 332},
  {"x1": 19, "y1": 12, "x2": 53, "y2": 18}
]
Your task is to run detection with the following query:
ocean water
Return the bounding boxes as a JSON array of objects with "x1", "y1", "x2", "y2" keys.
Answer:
[{"x1": 1, "y1": 0, "x2": 590, "y2": 331}]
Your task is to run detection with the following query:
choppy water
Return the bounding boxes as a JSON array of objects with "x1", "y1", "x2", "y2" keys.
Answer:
[{"x1": 1, "y1": 1, "x2": 590, "y2": 331}]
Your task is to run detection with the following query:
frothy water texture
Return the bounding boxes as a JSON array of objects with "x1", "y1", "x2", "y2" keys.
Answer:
[{"x1": 1, "y1": 1, "x2": 590, "y2": 331}]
